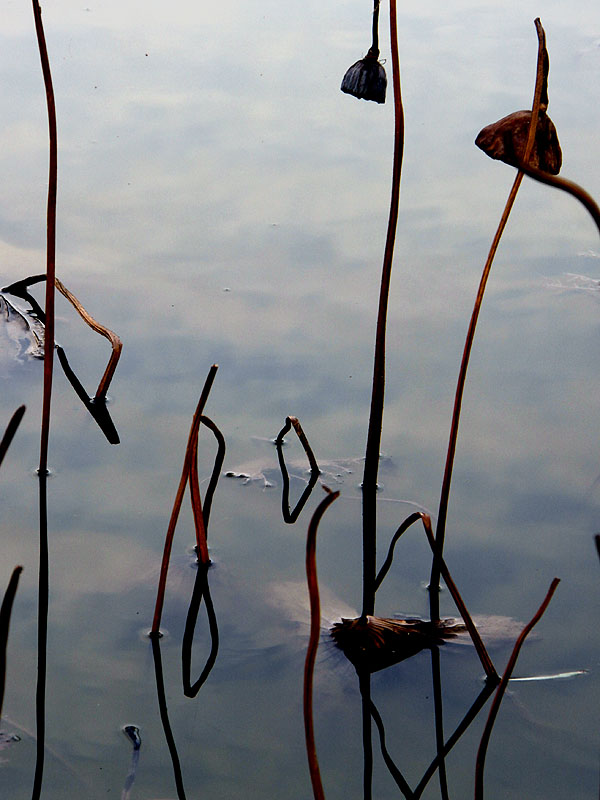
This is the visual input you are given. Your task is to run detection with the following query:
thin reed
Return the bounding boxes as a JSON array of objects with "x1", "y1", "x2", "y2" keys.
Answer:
[
  {"x1": 151, "y1": 364, "x2": 219, "y2": 636},
  {"x1": 474, "y1": 577, "x2": 560, "y2": 799}
]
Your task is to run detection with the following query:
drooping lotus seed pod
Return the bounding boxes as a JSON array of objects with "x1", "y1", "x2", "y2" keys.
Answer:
[
  {"x1": 475, "y1": 109, "x2": 562, "y2": 175},
  {"x1": 341, "y1": 48, "x2": 387, "y2": 104}
]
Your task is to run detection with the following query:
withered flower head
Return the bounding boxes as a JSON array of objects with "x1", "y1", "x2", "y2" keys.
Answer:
[
  {"x1": 475, "y1": 109, "x2": 562, "y2": 175},
  {"x1": 341, "y1": 47, "x2": 387, "y2": 104}
]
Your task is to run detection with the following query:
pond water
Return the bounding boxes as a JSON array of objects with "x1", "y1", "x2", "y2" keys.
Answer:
[{"x1": 1, "y1": 1, "x2": 599, "y2": 798}]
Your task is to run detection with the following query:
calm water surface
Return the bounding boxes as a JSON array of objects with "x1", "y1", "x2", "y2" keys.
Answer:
[{"x1": 1, "y1": 0, "x2": 599, "y2": 797}]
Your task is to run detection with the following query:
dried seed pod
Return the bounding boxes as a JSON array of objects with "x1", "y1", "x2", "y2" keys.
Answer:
[
  {"x1": 475, "y1": 109, "x2": 562, "y2": 175},
  {"x1": 341, "y1": 48, "x2": 387, "y2": 104}
]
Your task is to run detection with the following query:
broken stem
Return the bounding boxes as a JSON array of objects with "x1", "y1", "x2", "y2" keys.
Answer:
[
  {"x1": 54, "y1": 278, "x2": 122, "y2": 401},
  {"x1": 151, "y1": 365, "x2": 218, "y2": 636}
]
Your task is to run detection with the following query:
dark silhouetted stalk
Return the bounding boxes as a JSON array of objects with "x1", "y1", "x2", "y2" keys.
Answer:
[
  {"x1": 374, "y1": 511, "x2": 422, "y2": 591},
  {"x1": 304, "y1": 487, "x2": 339, "y2": 800},
  {"x1": 359, "y1": 670, "x2": 373, "y2": 800},
  {"x1": 276, "y1": 416, "x2": 320, "y2": 523},
  {"x1": 31, "y1": 3, "x2": 56, "y2": 796},
  {"x1": 32, "y1": 470, "x2": 49, "y2": 800},
  {"x1": 414, "y1": 679, "x2": 496, "y2": 798},
  {"x1": 0, "y1": 406, "x2": 26, "y2": 468},
  {"x1": 32, "y1": 0, "x2": 56, "y2": 478},
  {"x1": 198, "y1": 415, "x2": 225, "y2": 529},
  {"x1": 56, "y1": 346, "x2": 120, "y2": 443},
  {"x1": 3, "y1": 275, "x2": 122, "y2": 442},
  {"x1": 420, "y1": 514, "x2": 498, "y2": 681},
  {"x1": 150, "y1": 635, "x2": 187, "y2": 800},
  {"x1": 0, "y1": 566, "x2": 23, "y2": 721},
  {"x1": 429, "y1": 19, "x2": 548, "y2": 621},
  {"x1": 181, "y1": 562, "x2": 219, "y2": 698},
  {"x1": 474, "y1": 577, "x2": 560, "y2": 800},
  {"x1": 369, "y1": 700, "x2": 414, "y2": 797},
  {"x1": 151, "y1": 365, "x2": 218, "y2": 636},
  {"x1": 376, "y1": 510, "x2": 498, "y2": 680},
  {"x1": 361, "y1": 0, "x2": 404, "y2": 619},
  {"x1": 431, "y1": 646, "x2": 449, "y2": 800}
]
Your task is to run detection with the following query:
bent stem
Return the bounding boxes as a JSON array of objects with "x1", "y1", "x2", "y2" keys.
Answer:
[
  {"x1": 304, "y1": 487, "x2": 339, "y2": 800},
  {"x1": 377, "y1": 510, "x2": 498, "y2": 680},
  {"x1": 361, "y1": 0, "x2": 404, "y2": 618},
  {"x1": 429, "y1": 19, "x2": 548, "y2": 621},
  {"x1": 474, "y1": 577, "x2": 560, "y2": 800},
  {"x1": 151, "y1": 365, "x2": 218, "y2": 636},
  {"x1": 54, "y1": 278, "x2": 122, "y2": 402},
  {"x1": 0, "y1": 406, "x2": 26, "y2": 469},
  {"x1": 276, "y1": 416, "x2": 320, "y2": 523}
]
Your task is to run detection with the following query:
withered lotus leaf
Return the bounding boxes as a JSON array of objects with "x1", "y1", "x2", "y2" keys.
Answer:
[{"x1": 475, "y1": 109, "x2": 562, "y2": 175}]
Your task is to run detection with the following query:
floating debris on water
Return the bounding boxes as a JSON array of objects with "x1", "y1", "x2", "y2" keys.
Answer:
[{"x1": 509, "y1": 669, "x2": 589, "y2": 682}]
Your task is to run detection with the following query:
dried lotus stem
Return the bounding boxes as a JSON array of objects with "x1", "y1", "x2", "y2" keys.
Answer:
[
  {"x1": 54, "y1": 278, "x2": 122, "y2": 402},
  {"x1": 430, "y1": 19, "x2": 549, "y2": 621},
  {"x1": 304, "y1": 487, "x2": 340, "y2": 800},
  {"x1": 151, "y1": 365, "x2": 218, "y2": 636},
  {"x1": 474, "y1": 578, "x2": 560, "y2": 800},
  {"x1": 0, "y1": 566, "x2": 23, "y2": 721}
]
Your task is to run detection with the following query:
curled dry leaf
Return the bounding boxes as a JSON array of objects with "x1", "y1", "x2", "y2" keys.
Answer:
[{"x1": 475, "y1": 109, "x2": 562, "y2": 175}]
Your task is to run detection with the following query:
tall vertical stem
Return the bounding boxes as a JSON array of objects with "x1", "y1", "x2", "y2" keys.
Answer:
[
  {"x1": 361, "y1": 0, "x2": 404, "y2": 617},
  {"x1": 33, "y1": 0, "x2": 57, "y2": 476},
  {"x1": 31, "y1": 5, "x2": 57, "y2": 797},
  {"x1": 429, "y1": 19, "x2": 548, "y2": 621}
]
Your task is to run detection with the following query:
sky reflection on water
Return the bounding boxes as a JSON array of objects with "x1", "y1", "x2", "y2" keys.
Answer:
[{"x1": 1, "y1": 0, "x2": 599, "y2": 797}]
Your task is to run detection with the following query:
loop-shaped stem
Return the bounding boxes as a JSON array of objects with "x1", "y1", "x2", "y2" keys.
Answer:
[
  {"x1": 151, "y1": 365, "x2": 218, "y2": 636},
  {"x1": 474, "y1": 578, "x2": 560, "y2": 799},
  {"x1": 276, "y1": 416, "x2": 320, "y2": 524}
]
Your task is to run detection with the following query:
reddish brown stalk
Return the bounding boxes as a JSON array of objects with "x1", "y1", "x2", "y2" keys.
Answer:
[
  {"x1": 374, "y1": 509, "x2": 497, "y2": 679},
  {"x1": 151, "y1": 365, "x2": 218, "y2": 636},
  {"x1": 32, "y1": 0, "x2": 57, "y2": 476},
  {"x1": 361, "y1": 0, "x2": 404, "y2": 618},
  {"x1": 420, "y1": 515, "x2": 498, "y2": 682},
  {"x1": 474, "y1": 577, "x2": 560, "y2": 800},
  {"x1": 430, "y1": 19, "x2": 548, "y2": 621},
  {"x1": 304, "y1": 487, "x2": 339, "y2": 800},
  {"x1": 516, "y1": 162, "x2": 600, "y2": 236}
]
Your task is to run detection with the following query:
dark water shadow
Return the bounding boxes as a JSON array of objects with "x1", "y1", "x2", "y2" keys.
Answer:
[
  {"x1": 182, "y1": 561, "x2": 219, "y2": 698},
  {"x1": 275, "y1": 416, "x2": 320, "y2": 524},
  {"x1": 151, "y1": 635, "x2": 188, "y2": 800}
]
